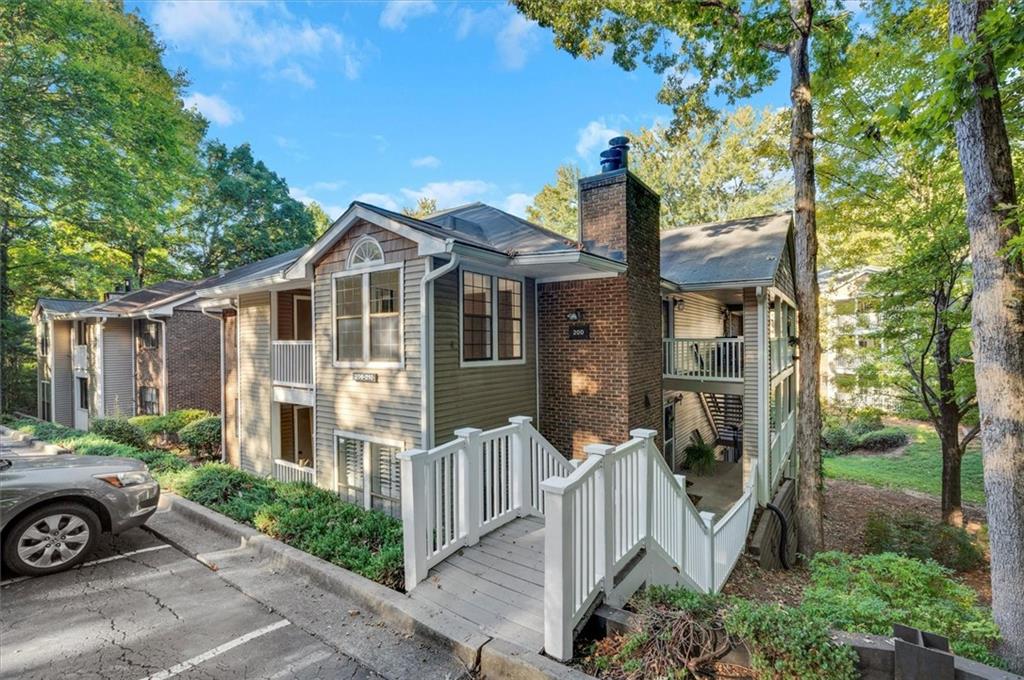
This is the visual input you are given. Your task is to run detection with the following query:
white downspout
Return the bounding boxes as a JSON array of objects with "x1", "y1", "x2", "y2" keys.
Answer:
[
  {"x1": 95, "y1": 318, "x2": 107, "y2": 419},
  {"x1": 144, "y1": 311, "x2": 168, "y2": 415},
  {"x1": 419, "y1": 241, "x2": 459, "y2": 449}
]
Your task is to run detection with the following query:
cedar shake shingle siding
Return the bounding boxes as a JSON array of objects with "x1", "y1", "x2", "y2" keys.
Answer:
[
  {"x1": 312, "y1": 220, "x2": 424, "y2": 489},
  {"x1": 432, "y1": 265, "x2": 537, "y2": 445},
  {"x1": 165, "y1": 311, "x2": 221, "y2": 414}
]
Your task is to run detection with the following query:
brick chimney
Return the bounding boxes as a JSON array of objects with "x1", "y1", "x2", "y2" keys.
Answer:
[{"x1": 537, "y1": 137, "x2": 663, "y2": 458}]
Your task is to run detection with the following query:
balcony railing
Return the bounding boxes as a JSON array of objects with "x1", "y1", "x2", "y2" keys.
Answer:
[
  {"x1": 72, "y1": 345, "x2": 88, "y2": 373},
  {"x1": 664, "y1": 337, "x2": 744, "y2": 382},
  {"x1": 272, "y1": 340, "x2": 313, "y2": 388},
  {"x1": 273, "y1": 458, "x2": 315, "y2": 485}
]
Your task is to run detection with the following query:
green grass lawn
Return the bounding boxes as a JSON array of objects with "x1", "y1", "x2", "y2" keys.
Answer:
[{"x1": 823, "y1": 423, "x2": 986, "y2": 504}]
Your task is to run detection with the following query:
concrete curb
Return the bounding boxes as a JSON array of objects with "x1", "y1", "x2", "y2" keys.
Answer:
[{"x1": 153, "y1": 493, "x2": 595, "y2": 680}]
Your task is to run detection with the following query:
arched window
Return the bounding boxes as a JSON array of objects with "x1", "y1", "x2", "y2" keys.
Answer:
[{"x1": 348, "y1": 237, "x2": 384, "y2": 268}]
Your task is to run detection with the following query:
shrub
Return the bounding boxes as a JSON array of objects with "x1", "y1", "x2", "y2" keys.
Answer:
[
  {"x1": 848, "y1": 407, "x2": 885, "y2": 436},
  {"x1": 170, "y1": 463, "x2": 277, "y2": 523},
  {"x1": 801, "y1": 551, "x2": 1001, "y2": 664},
  {"x1": 726, "y1": 600, "x2": 859, "y2": 680},
  {"x1": 130, "y1": 409, "x2": 213, "y2": 438},
  {"x1": 683, "y1": 440, "x2": 716, "y2": 475},
  {"x1": 822, "y1": 426, "x2": 858, "y2": 455},
  {"x1": 179, "y1": 416, "x2": 221, "y2": 459},
  {"x1": 90, "y1": 417, "x2": 148, "y2": 449},
  {"x1": 856, "y1": 427, "x2": 909, "y2": 451},
  {"x1": 863, "y1": 512, "x2": 985, "y2": 572}
]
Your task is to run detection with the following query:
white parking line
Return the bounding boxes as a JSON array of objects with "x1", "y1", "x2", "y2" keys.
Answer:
[
  {"x1": 0, "y1": 543, "x2": 172, "y2": 586},
  {"x1": 138, "y1": 619, "x2": 292, "y2": 680}
]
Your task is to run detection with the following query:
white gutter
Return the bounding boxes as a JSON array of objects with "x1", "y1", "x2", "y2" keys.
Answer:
[
  {"x1": 144, "y1": 311, "x2": 169, "y2": 415},
  {"x1": 419, "y1": 240, "x2": 459, "y2": 448}
]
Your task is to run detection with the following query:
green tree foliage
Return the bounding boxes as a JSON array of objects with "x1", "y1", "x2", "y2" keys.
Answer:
[
  {"x1": 305, "y1": 201, "x2": 334, "y2": 237},
  {"x1": 177, "y1": 141, "x2": 317, "y2": 277},
  {"x1": 401, "y1": 196, "x2": 438, "y2": 219},
  {"x1": 528, "y1": 109, "x2": 790, "y2": 236},
  {"x1": 0, "y1": 0, "x2": 204, "y2": 412}
]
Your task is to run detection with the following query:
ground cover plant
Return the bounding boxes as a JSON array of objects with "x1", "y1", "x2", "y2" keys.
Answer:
[
  {"x1": 864, "y1": 511, "x2": 985, "y2": 571},
  {"x1": 824, "y1": 423, "x2": 985, "y2": 503},
  {"x1": 4, "y1": 418, "x2": 405, "y2": 590}
]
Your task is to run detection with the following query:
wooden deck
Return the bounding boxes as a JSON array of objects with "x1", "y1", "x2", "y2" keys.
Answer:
[{"x1": 407, "y1": 516, "x2": 546, "y2": 652}]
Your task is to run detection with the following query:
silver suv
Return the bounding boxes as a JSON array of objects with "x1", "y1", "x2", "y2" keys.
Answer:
[{"x1": 0, "y1": 452, "x2": 160, "y2": 576}]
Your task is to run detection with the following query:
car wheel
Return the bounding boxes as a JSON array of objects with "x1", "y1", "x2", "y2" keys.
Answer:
[{"x1": 2, "y1": 502, "x2": 101, "y2": 576}]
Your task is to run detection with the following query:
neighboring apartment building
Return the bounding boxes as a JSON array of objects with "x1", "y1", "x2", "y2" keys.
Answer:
[
  {"x1": 819, "y1": 266, "x2": 899, "y2": 410},
  {"x1": 195, "y1": 140, "x2": 799, "y2": 520},
  {"x1": 33, "y1": 281, "x2": 221, "y2": 430}
]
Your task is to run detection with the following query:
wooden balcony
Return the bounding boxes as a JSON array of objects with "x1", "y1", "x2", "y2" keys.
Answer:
[{"x1": 663, "y1": 337, "x2": 744, "y2": 394}]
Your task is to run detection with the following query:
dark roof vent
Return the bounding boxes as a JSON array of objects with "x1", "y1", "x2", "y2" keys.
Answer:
[{"x1": 600, "y1": 136, "x2": 630, "y2": 172}]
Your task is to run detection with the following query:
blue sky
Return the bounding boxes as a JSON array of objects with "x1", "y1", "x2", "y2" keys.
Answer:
[{"x1": 135, "y1": 1, "x2": 790, "y2": 220}]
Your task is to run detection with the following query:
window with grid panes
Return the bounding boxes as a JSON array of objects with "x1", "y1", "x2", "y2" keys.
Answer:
[
  {"x1": 497, "y1": 278, "x2": 522, "y2": 359},
  {"x1": 462, "y1": 271, "x2": 492, "y2": 361},
  {"x1": 369, "y1": 269, "x2": 400, "y2": 361},
  {"x1": 334, "y1": 275, "x2": 363, "y2": 362}
]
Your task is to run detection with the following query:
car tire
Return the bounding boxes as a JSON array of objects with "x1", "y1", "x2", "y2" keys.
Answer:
[{"x1": 2, "y1": 502, "x2": 101, "y2": 577}]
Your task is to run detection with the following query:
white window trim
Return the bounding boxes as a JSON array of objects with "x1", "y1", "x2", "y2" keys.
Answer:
[
  {"x1": 458, "y1": 265, "x2": 527, "y2": 368},
  {"x1": 332, "y1": 429, "x2": 406, "y2": 513},
  {"x1": 331, "y1": 260, "x2": 405, "y2": 369},
  {"x1": 347, "y1": 235, "x2": 386, "y2": 269}
]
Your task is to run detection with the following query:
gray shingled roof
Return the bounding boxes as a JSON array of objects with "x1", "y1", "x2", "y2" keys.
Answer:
[
  {"x1": 81, "y1": 280, "x2": 195, "y2": 315},
  {"x1": 422, "y1": 202, "x2": 575, "y2": 254},
  {"x1": 37, "y1": 298, "x2": 94, "y2": 314},
  {"x1": 660, "y1": 213, "x2": 792, "y2": 288},
  {"x1": 195, "y1": 247, "x2": 307, "y2": 292}
]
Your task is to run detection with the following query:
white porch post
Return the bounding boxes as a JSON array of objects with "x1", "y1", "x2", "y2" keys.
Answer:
[
  {"x1": 509, "y1": 416, "x2": 532, "y2": 516},
  {"x1": 399, "y1": 449, "x2": 428, "y2": 588},
  {"x1": 631, "y1": 428, "x2": 658, "y2": 545},
  {"x1": 756, "y1": 289, "x2": 770, "y2": 506},
  {"x1": 541, "y1": 477, "x2": 574, "y2": 662},
  {"x1": 701, "y1": 510, "x2": 716, "y2": 593},
  {"x1": 455, "y1": 427, "x2": 483, "y2": 546}
]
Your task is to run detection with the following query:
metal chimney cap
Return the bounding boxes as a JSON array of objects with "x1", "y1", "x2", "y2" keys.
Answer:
[{"x1": 608, "y1": 136, "x2": 629, "y2": 147}]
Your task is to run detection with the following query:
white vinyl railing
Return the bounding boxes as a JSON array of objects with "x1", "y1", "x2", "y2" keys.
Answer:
[
  {"x1": 399, "y1": 416, "x2": 575, "y2": 587},
  {"x1": 272, "y1": 340, "x2": 313, "y2": 388},
  {"x1": 542, "y1": 431, "x2": 758, "y2": 661},
  {"x1": 273, "y1": 458, "x2": 315, "y2": 485},
  {"x1": 770, "y1": 410, "x2": 796, "y2": 489},
  {"x1": 72, "y1": 345, "x2": 88, "y2": 372},
  {"x1": 664, "y1": 337, "x2": 743, "y2": 381}
]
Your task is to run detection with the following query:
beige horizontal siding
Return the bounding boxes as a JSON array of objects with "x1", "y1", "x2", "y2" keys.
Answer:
[
  {"x1": 312, "y1": 220, "x2": 424, "y2": 490},
  {"x1": 432, "y1": 266, "x2": 537, "y2": 445},
  {"x1": 103, "y1": 318, "x2": 135, "y2": 417},
  {"x1": 673, "y1": 292, "x2": 725, "y2": 337},
  {"x1": 239, "y1": 292, "x2": 272, "y2": 475},
  {"x1": 52, "y1": 320, "x2": 74, "y2": 427}
]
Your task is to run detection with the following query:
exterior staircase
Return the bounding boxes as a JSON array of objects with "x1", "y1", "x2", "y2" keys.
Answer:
[{"x1": 704, "y1": 393, "x2": 743, "y2": 460}]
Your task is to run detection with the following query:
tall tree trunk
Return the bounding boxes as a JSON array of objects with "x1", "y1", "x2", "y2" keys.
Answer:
[
  {"x1": 934, "y1": 296, "x2": 965, "y2": 527},
  {"x1": 788, "y1": 9, "x2": 825, "y2": 557},
  {"x1": 949, "y1": 0, "x2": 1024, "y2": 670}
]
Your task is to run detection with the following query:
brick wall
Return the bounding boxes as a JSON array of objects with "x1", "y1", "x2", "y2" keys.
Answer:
[
  {"x1": 538, "y1": 169, "x2": 662, "y2": 458},
  {"x1": 165, "y1": 310, "x2": 221, "y2": 414}
]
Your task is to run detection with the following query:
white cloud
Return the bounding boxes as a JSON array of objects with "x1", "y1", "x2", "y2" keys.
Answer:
[
  {"x1": 355, "y1": 192, "x2": 400, "y2": 212},
  {"x1": 576, "y1": 120, "x2": 620, "y2": 159},
  {"x1": 401, "y1": 180, "x2": 493, "y2": 209},
  {"x1": 455, "y1": 6, "x2": 540, "y2": 70},
  {"x1": 411, "y1": 155, "x2": 441, "y2": 168},
  {"x1": 502, "y1": 193, "x2": 533, "y2": 218},
  {"x1": 495, "y1": 13, "x2": 540, "y2": 70},
  {"x1": 183, "y1": 92, "x2": 242, "y2": 126},
  {"x1": 311, "y1": 180, "x2": 346, "y2": 192},
  {"x1": 151, "y1": 1, "x2": 369, "y2": 84},
  {"x1": 379, "y1": 1, "x2": 436, "y2": 30},
  {"x1": 289, "y1": 187, "x2": 344, "y2": 220}
]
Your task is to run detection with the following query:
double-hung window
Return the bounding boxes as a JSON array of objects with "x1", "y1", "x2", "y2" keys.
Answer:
[
  {"x1": 139, "y1": 320, "x2": 160, "y2": 349},
  {"x1": 39, "y1": 324, "x2": 50, "y2": 358},
  {"x1": 139, "y1": 386, "x2": 159, "y2": 415},
  {"x1": 40, "y1": 381, "x2": 51, "y2": 421},
  {"x1": 461, "y1": 269, "x2": 523, "y2": 364},
  {"x1": 333, "y1": 238, "x2": 402, "y2": 366},
  {"x1": 334, "y1": 433, "x2": 403, "y2": 518}
]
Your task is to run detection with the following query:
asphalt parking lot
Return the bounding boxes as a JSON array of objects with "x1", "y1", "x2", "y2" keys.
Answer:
[{"x1": 0, "y1": 528, "x2": 379, "y2": 679}]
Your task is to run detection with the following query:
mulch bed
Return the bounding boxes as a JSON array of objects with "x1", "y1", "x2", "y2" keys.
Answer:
[{"x1": 723, "y1": 479, "x2": 991, "y2": 606}]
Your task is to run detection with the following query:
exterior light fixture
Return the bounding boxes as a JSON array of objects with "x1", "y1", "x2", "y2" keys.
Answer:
[{"x1": 566, "y1": 309, "x2": 585, "y2": 322}]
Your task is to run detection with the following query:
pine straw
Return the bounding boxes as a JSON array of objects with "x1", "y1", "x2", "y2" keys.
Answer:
[{"x1": 582, "y1": 601, "x2": 754, "y2": 679}]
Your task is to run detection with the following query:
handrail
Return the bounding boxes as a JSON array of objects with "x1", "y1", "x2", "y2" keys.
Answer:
[{"x1": 399, "y1": 416, "x2": 574, "y2": 588}]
